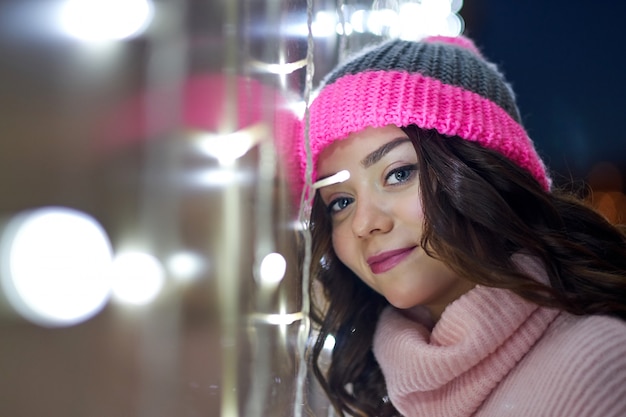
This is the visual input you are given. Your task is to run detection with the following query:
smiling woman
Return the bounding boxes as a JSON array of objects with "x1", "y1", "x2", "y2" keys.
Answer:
[
  {"x1": 293, "y1": 35, "x2": 626, "y2": 417},
  {"x1": 316, "y1": 126, "x2": 473, "y2": 316}
]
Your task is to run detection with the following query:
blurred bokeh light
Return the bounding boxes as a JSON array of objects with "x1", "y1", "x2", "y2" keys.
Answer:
[
  {"x1": 58, "y1": 0, "x2": 154, "y2": 41},
  {"x1": 0, "y1": 207, "x2": 112, "y2": 327},
  {"x1": 110, "y1": 251, "x2": 165, "y2": 306}
]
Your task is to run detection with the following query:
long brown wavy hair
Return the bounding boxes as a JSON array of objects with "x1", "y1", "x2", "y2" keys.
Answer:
[{"x1": 307, "y1": 125, "x2": 626, "y2": 417}]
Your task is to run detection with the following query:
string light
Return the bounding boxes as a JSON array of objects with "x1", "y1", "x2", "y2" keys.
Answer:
[{"x1": 307, "y1": 0, "x2": 464, "y2": 40}]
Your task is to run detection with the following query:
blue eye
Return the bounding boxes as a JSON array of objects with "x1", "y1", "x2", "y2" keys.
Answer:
[
  {"x1": 386, "y1": 164, "x2": 417, "y2": 185},
  {"x1": 327, "y1": 197, "x2": 354, "y2": 214}
]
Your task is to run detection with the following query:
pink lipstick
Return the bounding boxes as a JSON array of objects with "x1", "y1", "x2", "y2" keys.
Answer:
[{"x1": 367, "y1": 247, "x2": 416, "y2": 274}]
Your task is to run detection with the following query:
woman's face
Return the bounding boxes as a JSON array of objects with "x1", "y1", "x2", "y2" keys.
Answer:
[{"x1": 316, "y1": 125, "x2": 473, "y2": 319}]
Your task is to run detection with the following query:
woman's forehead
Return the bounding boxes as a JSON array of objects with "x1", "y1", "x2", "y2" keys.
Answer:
[{"x1": 316, "y1": 125, "x2": 411, "y2": 176}]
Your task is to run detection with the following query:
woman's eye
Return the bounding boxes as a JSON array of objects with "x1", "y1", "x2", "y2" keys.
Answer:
[
  {"x1": 328, "y1": 197, "x2": 353, "y2": 214},
  {"x1": 386, "y1": 165, "x2": 417, "y2": 185}
]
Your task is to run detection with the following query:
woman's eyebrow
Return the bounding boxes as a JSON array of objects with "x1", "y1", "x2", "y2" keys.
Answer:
[{"x1": 360, "y1": 137, "x2": 411, "y2": 168}]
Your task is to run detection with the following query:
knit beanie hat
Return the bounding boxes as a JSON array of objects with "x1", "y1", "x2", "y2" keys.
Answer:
[{"x1": 296, "y1": 35, "x2": 551, "y2": 197}]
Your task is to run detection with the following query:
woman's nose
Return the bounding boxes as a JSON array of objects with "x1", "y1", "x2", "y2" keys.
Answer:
[{"x1": 351, "y1": 196, "x2": 393, "y2": 238}]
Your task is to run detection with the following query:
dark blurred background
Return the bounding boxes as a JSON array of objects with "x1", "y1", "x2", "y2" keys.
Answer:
[{"x1": 465, "y1": 0, "x2": 626, "y2": 220}]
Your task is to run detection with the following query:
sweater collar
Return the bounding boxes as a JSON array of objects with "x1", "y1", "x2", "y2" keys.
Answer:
[{"x1": 372, "y1": 258, "x2": 559, "y2": 416}]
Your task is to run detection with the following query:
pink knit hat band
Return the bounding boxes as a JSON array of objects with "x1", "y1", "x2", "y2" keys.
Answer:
[{"x1": 303, "y1": 69, "x2": 551, "y2": 192}]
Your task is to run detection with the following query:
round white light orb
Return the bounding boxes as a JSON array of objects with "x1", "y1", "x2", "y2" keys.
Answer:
[
  {"x1": 259, "y1": 252, "x2": 287, "y2": 286},
  {"x1": 110, "y1": 251, "x2": 165, "y2": 305},
  {"x1": 0, "y1": 207, "x2": 113, "y2": 327}
]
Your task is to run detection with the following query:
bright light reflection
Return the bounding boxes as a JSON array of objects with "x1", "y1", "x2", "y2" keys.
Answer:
[
  {"x1": 288, "y1": 100, "x2": 307, "y2": 119},
  {"x1": 310, "y1": 1, "x2": 464, "y2": 40},
  {"x1": 166, "y1": 251, "x2": 205, "y2": 282},
  {"x1": 324, "y1": 334, "x2": 336, "y2": 351},
  {"x1": 189, "y1": 168, "x2": 253, "y2": 187},
  {"x1": 422, "y1": 0, "x2": 452, "y2": 17},
  {"x1": 250, "y1": 311, "x2": 304, "y2": 326},
  {"x1": 110, "y1": 252, "x2": 165, "y2": 305},
  {"x1": 396, "y1": 1, "x2": 463, "y2": 40},
  {"x1": 0, "y1": 207, "x2": 113, "y2": 327},
  {"x1": 445, "y1": 14, "x2": 464, "y2": 37},
  {"x1": 398, "y1": 3, "x2": 424, "y2": 40},
  {"x1": 248, "y1": 58, "x2": 308, "y2": 75},
  {"x1": 192, "y1": 123, "x2": 268, "y2": 165},
  {"x1": 336, "y1": 22, "x2": 354, "y2": 36},
  {"x1": 372, "y1": 0, "x2": 400, "y2": 11},
  {"x1": 290, "y1": 220, "x2": 309, "y2": 232},
  {"x1": 367, "y1": 9, "x2": 399, "y2": 36},
  {"x1": 259, "y1": 252, "x2": 287, "y2": 286},
  {"x1": 451, "y1": 0, "x2": 464, "y2": 13},
  {"x1": 350, "y1": 10, "x2": 367, "y2": 33},
  {"x1": 59, "y1": 0, "x2": 154, "y2": 41},
  {"x1": 312, "y1": 11, "x2": 337, "y2": 37}
]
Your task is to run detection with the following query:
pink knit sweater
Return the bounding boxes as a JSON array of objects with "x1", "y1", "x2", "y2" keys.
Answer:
[{"x1": 373, "y1": 263, "x2": 626, "y2": 416}]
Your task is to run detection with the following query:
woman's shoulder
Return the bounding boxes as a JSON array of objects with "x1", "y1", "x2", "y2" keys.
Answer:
[
  {"x1": 481, "y1": 312, "x2": 626, "y2": 416},
  {"x1": 539, "y1": 313, "x2": 625, "y2": 399},
  {"x1": 505, "y1": 312, "x2": 626, "y2": 388},
  {"x1": 535, "y1": 312, "x2": 626, "y2": 373},
  {"x1": 545, "y1": 312, "x2": 626, "y2": 350}
]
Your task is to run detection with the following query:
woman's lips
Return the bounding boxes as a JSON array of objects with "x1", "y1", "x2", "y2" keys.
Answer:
[{"x1": 367, "y1": 247, "x2": 416, "y2": 274}]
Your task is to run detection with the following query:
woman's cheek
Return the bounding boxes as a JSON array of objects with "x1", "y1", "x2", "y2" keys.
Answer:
[{"x1": 332, "y1": 230, "x2": 356, "y2": 269}]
